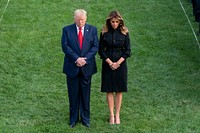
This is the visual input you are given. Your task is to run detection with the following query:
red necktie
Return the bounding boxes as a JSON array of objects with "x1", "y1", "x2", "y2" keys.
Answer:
[{"x1": 78, "y1": 27, "x2": 83, "y2": 49}]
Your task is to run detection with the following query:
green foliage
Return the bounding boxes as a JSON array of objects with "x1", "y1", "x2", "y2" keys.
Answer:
[{"x1": 1, "y1": 0, "x2": 200, "y2": 132}]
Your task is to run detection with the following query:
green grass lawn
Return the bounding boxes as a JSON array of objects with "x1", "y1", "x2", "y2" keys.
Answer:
[{"x1": 1, "y1": 0, "x2": 200, "y2": 132}]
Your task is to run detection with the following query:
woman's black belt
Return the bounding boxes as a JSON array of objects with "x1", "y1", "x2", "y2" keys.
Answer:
[{"x1": 106, "y1": 48, "x2": 125, "y2": 52}]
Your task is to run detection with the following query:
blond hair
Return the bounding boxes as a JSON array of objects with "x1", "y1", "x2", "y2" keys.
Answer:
[
  {"x1": 102, "y1": 10, "x2": 128, "y2": 35},
  {"x1": 74, "y1": 9, "x2": 87, "y2": 19}
]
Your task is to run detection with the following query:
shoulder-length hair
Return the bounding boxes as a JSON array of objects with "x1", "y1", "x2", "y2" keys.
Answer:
[{"x1": 101, "y1": 10, "x2": 129, "y2": 35}]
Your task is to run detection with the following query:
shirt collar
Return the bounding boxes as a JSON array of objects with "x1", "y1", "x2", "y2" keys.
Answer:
[{"x1": 76, "y1": 25, "x2": 85, "y2": 31}]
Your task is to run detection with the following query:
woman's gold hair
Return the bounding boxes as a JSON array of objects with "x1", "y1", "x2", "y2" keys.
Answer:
[{"x1": 101, "y1": 10, "x2": 128, "y2": 35}]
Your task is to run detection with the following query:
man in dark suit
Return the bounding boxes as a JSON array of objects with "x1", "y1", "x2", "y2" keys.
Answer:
[
  {"x1": 192, "y1": 0, "x2": 200, "y2": 22},
  {"x1": 61, "y1": 9, "x2": 99, "y2": 128}
]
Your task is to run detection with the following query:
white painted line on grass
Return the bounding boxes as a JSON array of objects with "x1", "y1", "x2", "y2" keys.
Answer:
[
  {"x1": 0, "y1": 0, "x2": 11, "y2": 23},
  {"x1": 179, "y1": 0, "x2": 200, "y2": 49}
]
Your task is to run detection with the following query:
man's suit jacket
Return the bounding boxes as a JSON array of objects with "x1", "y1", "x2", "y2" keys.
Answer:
[{"x1": 61, "y1": 23, "x2": 99, "y2": 77}]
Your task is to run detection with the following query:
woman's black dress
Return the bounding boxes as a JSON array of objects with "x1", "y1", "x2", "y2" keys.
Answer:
[{"x1": 99, "y1": 28, "x2": 131, "y2": 92}]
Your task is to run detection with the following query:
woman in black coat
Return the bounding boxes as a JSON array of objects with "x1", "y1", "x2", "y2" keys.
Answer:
[{"x1": 98, "y1": 10, "x2": 131, "y2": 124}]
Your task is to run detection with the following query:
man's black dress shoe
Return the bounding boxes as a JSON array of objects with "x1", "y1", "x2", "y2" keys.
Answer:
[
  {"x1": 70, "y1": 123, "x2": 76, "y2": 128},
  {"x1": 82, "y1": 123, "x2": 90, "y2": 128}
]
